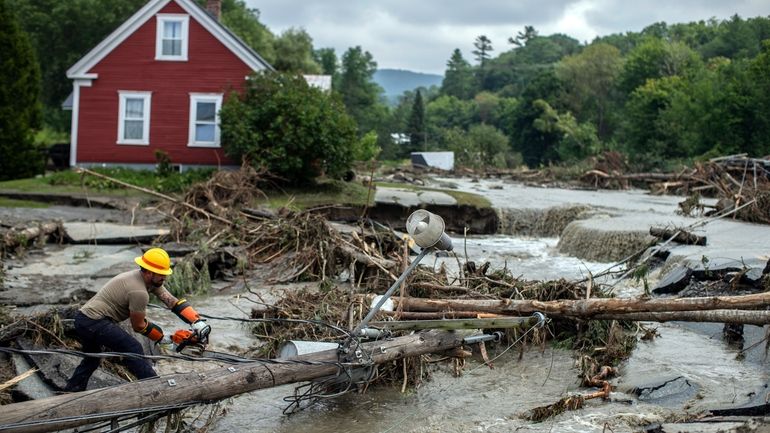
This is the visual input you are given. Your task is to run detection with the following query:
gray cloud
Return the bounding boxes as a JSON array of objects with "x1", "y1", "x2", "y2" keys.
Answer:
[{"x1": 246, "y1": 0, "x2": 770, "y2": 74}]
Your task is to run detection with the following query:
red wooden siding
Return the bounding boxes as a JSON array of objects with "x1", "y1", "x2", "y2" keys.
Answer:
[{"x1": 77, "y1": 1, "x2": 250, "y2": 166}]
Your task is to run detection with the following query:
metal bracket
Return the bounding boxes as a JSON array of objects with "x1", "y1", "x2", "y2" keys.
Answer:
[{"x1": 167, "y1": 379, "x2": 177, "y2": 387}]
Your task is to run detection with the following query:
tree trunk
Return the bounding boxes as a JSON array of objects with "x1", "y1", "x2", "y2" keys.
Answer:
[
  {"x1": 381, "y1": 292, "x2": 770, "y2": 317},
  {"x1": 579, "y1": 309, "x2": 770, "y2": 326},
  {"x1": 0, "y1": 331, "x2": 463, "y2": 433}
]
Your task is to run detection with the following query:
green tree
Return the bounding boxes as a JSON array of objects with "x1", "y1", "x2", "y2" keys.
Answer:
[
  {"x1": 509, "y1": 70, "x2": 563, "y2": 166},
  {"x1": 441, "y1": 49, "x2": 475, "y2": 99},
  {"x1": 220, "y1": 72, "x2": 356, "y2": 183},
  {"x1": 468, "y1": 124, "x2": 509, "y2": 167},
  {"x1": 619, "y1": 37, "x2": 702, "y2": 94},
  {"x1": 8, "y1": 0, "x2": 146, "y2": 129},
  {"x1": 556, "y1": 43, "x2": 623, "y2": 139},
  {"x1": 407, "y1": 90, "x2": 426, "y2": 152},
  {"x1": 621, "y1": 76, "x2": 688, "y2": 166},
  {"x1": 338, "y1": 46, "x2": 385, "y2": 134},
  {"x1": 0, "y1": 0, "x2": 44, "y2": 180},
  {"x1": 509, "y1": 25, "x2": 538, "y2": 47},
  {"x1": 271, "y1": 28, "x2": 321, "y2": 73},
  {"x1": 220, "y1": 0, "x2": 275, "y2": 63},
  {"x1": 472, "y1": 35, "x2": 493, "y2": 67},
  {"x1": 314, "y1": 47, "x2": 338, "y2": 76},
  {"x1": 532, "y1": 100, "x2": 601, "y2": 162}
]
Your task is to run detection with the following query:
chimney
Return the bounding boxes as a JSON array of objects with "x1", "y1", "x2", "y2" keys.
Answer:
[{"x1": 206, "y1": 0, "x2": 221, "y2": 21}]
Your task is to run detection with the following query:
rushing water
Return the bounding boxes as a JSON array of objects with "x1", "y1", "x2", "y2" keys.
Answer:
[
  {"x1": 4, "y1": 181, "x2": 766, "y2": 432},
  {"x1": 182, "y1": 179, "x2": 767, "y2": 433}
]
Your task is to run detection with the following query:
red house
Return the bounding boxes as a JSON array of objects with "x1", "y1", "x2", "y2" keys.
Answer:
[{"x1": 66, "y1": 0, "x2": 273, "y2": 170}]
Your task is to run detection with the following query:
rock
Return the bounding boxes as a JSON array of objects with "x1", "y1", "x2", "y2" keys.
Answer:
[
  {"x1": 630, "y1": 376, "x2": 700, "y2": 406},
  {"x1": 653, "y1": 265, "x2": 693, "y2": 295},
  {"x1": 11, "y1": 354, "x2": 54, "y2": 400},
  {"x1": 17, "y1": 338, "x2": 124, "y2": 391}
]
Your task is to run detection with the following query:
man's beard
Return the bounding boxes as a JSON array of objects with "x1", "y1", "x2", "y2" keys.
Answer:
[{"x1": 150, "y1": 279, "x2": 164, "y2": 289}]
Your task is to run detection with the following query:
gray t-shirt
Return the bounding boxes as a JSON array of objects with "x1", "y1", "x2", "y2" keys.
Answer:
[{"x1": 81, "y1": 269, "x2": 169, "y2": 322}]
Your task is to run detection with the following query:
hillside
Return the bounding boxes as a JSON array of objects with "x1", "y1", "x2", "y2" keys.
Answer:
[{"x1": 374, "y1": 69, "x2": 443, "y2": 104}]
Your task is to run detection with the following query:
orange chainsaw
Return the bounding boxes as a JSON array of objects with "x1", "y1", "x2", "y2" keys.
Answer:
[{"x1": 171, "y1": 328, "x2": 209, "y2": 354}]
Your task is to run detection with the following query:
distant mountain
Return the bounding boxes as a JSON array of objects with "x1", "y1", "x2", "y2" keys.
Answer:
[{"x1": 374, "y1": 69, "x2": 443, "y2": 105}]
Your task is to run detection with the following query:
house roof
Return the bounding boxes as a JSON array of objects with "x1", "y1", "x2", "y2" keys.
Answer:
[{"x1": 66, "y1": 0, "x2": 273, "y2": 80}]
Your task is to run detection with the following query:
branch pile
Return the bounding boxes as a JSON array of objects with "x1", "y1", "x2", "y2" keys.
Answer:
[{"x1": 582, "y1": 154, "x2": 770, "y2": 223}]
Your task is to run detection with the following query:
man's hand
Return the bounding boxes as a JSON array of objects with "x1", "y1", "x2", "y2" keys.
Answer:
[{"x1": 191, "y1": 320, "x2": 211, "y2": 343}]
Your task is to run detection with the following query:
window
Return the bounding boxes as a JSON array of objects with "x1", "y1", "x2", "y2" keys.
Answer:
[
  {"x1": 188, "y1": 94, "x2": 222, "y2": 147},
  {"x1": 156, "y1": 15, "x2": 188, "y2": 61},
  {"x1": 117, "y1": 91, "x2": 151, "y2": 145}
]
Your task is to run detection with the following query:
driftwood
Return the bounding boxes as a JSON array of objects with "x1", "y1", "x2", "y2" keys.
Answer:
[
  {"x1": 77, "y1": 168, "x2": 234, "y2": 226},
  {"x1": 649, "y1": 227, "x2": 706, "y2": 246},
  {"x1": 372, "y1": 292, "x2": 770, "y2": 324},
  {"x1": 0, "y1": 330, "x2": 463, "y2": 433},
  {"x1": 574, "y1": 309, "x2": 770, "y2": 326},
  {"x1": 2, "y1": 222, "x2": 63, "y2": 251}
]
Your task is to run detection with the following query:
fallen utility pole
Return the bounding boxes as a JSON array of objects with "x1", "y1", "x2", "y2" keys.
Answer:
[
  {"x1": 0, "y1": 331, "x2": 463, "y2": 433},
  {"x1": 368, "y1": 316, "x2": 541, "y2": 331},
  {"x1": 380, "y1": 292, "x2": 770, "y2": 318}
]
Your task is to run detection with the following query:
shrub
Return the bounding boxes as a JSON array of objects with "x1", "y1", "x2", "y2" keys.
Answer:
[{"x1": 220, "y1": 71, "x2": 357, "y2": 184}]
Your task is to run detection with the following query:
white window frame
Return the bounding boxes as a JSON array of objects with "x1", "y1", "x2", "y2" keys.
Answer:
[
  {"x1": 117, "y1": 91, "x2": 151, "y2": 145},
  {"x1": 188, "y1": 93, "x2": 223, "y2": 148},
  {"x1": 155, "y1": 14, "x2": 189, "y2": 61}
]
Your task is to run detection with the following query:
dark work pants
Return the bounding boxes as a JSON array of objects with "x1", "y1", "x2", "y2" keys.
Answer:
[{"x1": 64, "y1": 311, "x2": 157, "y2": 392}]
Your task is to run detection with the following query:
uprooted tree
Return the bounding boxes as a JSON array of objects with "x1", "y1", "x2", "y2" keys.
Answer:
[{"x1": 220, "y1": 71, "x2": 358, "y2": 184}]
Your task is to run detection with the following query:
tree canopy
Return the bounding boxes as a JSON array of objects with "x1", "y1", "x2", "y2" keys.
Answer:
[{"x1": 0, "y1": 0, "x2": 44, "y2": 180}]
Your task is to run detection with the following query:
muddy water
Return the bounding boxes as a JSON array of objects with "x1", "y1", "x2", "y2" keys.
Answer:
[{"x1": 3, "y1": 183, "x2": 767, "y2": 432}]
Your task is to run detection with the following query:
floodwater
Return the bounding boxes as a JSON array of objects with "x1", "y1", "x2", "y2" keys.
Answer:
[{"x1": 3, "y1": 180, "x2": 768, "y2": 432}]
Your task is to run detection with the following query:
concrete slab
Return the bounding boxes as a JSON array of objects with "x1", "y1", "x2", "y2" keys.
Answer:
[
  {"x1": 11, "y1": 354, "x2": 55, "y2": 400},
  {"x1": 63, "y1": 221, "x2": 168, "y2": 244},
  {"x1": 9, "y1": 245, "x2": 140, "y2": 277},
  {"x1": 374, "y1": 187, "x2": 457, "y2": 207}
]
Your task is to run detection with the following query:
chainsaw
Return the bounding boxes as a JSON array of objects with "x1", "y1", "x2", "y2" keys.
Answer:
[{"x1": 171, "y1": 327, "x2": 209, "y2": 355}]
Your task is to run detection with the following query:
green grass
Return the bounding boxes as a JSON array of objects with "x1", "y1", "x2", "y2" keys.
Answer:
[
  {"x1": 0, "y1": 197, "x2": 50, "y2": 208},
  {"x1": 259, "y1": 179, "x2": 374, "y2": 210},
  {"x1": 0, "y1": 167, "x2": 214, "y2": 197},
  {"x1": 375, "y1": 181, "x2": 491, "y2": 208}
]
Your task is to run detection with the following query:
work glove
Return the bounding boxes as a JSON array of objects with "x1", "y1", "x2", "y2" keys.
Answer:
[{"x1": 191, "y1": 319, "x2": 211, "y2": 343}]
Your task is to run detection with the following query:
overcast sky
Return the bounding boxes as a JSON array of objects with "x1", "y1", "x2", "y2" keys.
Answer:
[{"x1": 246, "y1": 0, "x2": 770, "y2": 75}]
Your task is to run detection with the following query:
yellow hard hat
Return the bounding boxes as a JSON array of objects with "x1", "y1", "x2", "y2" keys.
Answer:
[{"x1": 134, "y1": 248, "x2": 173, "y2": 276}]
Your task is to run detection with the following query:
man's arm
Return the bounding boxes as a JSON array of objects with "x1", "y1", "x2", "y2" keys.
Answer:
[
  {"x1": 130, "y1": 310, "x2": 164, "y2": 342},
  {"x1": 129, "y1": 311, "x2": 147, "y2": 332},
  {"x1": 155, "y1": 288, "x2": 179, "y2": 309}
]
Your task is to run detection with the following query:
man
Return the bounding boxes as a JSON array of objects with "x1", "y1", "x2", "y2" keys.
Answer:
[{"x1": 64, "y1": 247, "x2": 211, "y2": 392}]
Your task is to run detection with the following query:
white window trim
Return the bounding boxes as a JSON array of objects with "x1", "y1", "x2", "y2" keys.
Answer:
[
  {"x1": 188, "y1": 93, "x2": 223, "y2": 148},
  {"x1": 155, "y1": 14, "x2": 189, "y2": 61},
  {"x1": 117, "y1": 91, "x2": 152, "y2": 145}
]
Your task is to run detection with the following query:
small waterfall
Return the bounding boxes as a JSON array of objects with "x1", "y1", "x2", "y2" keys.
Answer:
[
  {"x1": 557, "y1": 219, "x2": 656, "y2": 262},
  {"x1": 496, "y1": 205, "x2": 594, "y2": 237}
]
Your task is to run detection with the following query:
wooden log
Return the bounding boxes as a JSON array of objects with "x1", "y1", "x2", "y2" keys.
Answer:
[
  {"x1": 0, "y1": 331, "x2": 463, "y2": 433},
  {"x1": 3, "y1": 222, "x2": 62, "y2": 249},
  {"x1": 581, "y1": 309, "x2": 770, "y2": 326},
  {"x1": 649, "y1": 227, "x2": 706, "y2": 246},
  {"x1": 379, "y1": 292, "x2": 770, "y2": 316}
]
